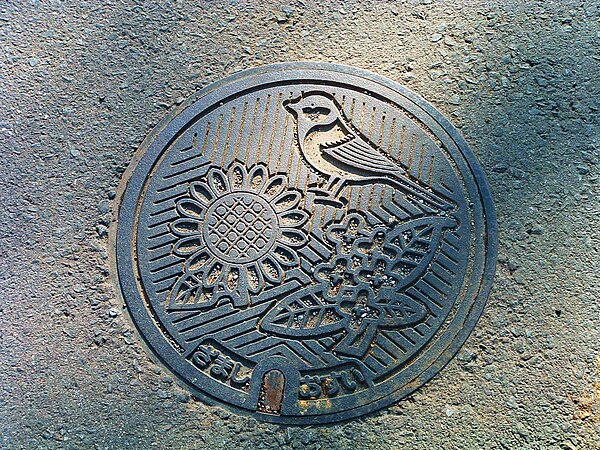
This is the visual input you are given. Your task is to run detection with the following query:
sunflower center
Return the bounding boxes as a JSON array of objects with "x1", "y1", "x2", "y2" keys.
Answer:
[{"x1": 204, "y1": 192, "x2": 278, "y2": 264}]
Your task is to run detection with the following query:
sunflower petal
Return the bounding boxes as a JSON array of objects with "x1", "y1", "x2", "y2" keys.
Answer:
[
  {"x1": 247, "y1": 164, "x2": 267, "y2": 191},
  {"x1": 173, "y1": 236, "x2": 202, "y2": 256},
  {"x1": 273, "y1": 190, "x2": 301, "y2": 212},
  {"x1": 246, "y1": 263, "x2": 265, "y2": 293},
  {"x1": 280, "y1": 228, "x2": 308, "y2": 247},
  {"x1": 278, "y1": 208, "x2": 309, "y2": 227},
  {"x1": 186, "y1": 252, "x2": 213, "y2": 272},
  {"x1": 189, "y1": 181, "x2": 214, "y2": 206},
  {"x1": 170, "y1": 217, "x2": 202, "y2": 236},
  {"x1": 226, "y1": 266, "x2": 239, "y2": 292},
  {"x1": 273, "y1": 244, "x2": 299, "y2": 267},
  {"x1": 176, "y1": 199, "x2": 205, "y2": 219},
  {"x1": 261, "y1": 174, "x2": 287, "y2": 199},
  {"x1": 228, "y1": 162, "x2": 247, "y2": 191},
  {"x1": 260, "y1": 256, "x2": 283, "y2": 284},
  {"x1": 202, "y1": 260, "x2": 224, "y2": 288},
  {"x1": 207, "y1": 167, "x2": 230, "y2": 196}
]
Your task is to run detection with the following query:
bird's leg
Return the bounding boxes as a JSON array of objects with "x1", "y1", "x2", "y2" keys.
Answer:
[{"x1": 325, "y1": 176, "x2": 342, "y2": 196}]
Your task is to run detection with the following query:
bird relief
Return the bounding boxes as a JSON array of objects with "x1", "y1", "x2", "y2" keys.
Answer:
[{"x1": 283, "y1": 91, "x2": 451, "y2": 211}]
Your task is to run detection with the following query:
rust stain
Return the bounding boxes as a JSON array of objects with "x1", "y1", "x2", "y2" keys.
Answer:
[
  {"x1": 298, "y1": 398, "x2": 333, "y2": 414},
  {"x1": 259, "y1": 370, "x2": 285, "y2": 414},
  {"x1": 572, "y1": 356, "x2": 600, "y2": 427}
]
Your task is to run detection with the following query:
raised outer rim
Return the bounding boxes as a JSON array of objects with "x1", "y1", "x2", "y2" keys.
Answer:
[{"x1": 112, "y1": 62, "x2": 498, "y2": 425}]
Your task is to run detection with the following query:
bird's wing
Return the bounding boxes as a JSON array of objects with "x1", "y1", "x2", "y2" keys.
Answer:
[{"x1": 321, "y1": 134, "x2": 401, "y2": 175}]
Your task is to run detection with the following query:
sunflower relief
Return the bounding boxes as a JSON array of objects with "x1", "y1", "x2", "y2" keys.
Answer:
[{"x1": 168, "y1": 162, "x2": 309, "y2": 309}]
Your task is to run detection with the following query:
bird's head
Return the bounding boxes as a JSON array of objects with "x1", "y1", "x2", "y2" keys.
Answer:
[{"x1": 284, "y1": 93, "x2": 341, "y2": 142}]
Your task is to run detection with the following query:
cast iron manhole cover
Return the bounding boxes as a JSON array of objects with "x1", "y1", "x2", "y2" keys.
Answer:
[{"x1": 115, "y1": 62, "x2": 497, "y2": 424}]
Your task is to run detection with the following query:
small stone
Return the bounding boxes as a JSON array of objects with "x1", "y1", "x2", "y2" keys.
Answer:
[
  {"x1": 429, "y1": 68, "x2": 445, "y2": 79},
  {"x1": 108, "y1": 189, "x2": 116, "y2": 200},
  {"x1": 506, "y1": 396, "x2": 518, "y2": 408},
  {"x1": 513, "y1": 268, "x2": 526, "y2": 285},
  {"x1": 448, "y1": 94, "x2": 461, "y2": 105},
  {"x1": 98, "y1": 200, "x2": 110, "y2": 215},
  {"x1": 28, "y1": 57, "x2": 40, "y2": 67},
  {"x1": 576, "y1": 165, "x2": 589, "y2": 175},
  {"x1": 509, "y1": 167, "x2": 526, "y2": 180},
  {"x1": 391, "y1": 7, "x2": 399, "y2": 16},
  {"x1": 176, "y1": 392, "x2": 191, "y2": 403},
  {"x1": 96, "y1": 224, "x2": 108, "y2": 238},
  {"x1": 281, "y1": 5, "x2": 295, "y2": 17},
  {"x1": 529, "y1": 223, "x2": 544, "y2": 235},
  {"x1": 515, "y1": 422, "x2": 529, "y2": 438},
  {"x1": 508, "y1": 259, "x2": 520, "y2": 271},
  {"x1": 246, "y1": 418, "x2": 257, "y2": 430},
  {"x1": 215, "y1": 408, "x2": 231, "y2": 419},
  {"x1": 108, "y1": 307, "x2": 119, "y2": 318},
  {"x1": 70, "y1": 149, "x2": 81, "y2": 157},
  {"x1": 430, "y1": 33, "x2": 443, "y2": 43},
  {"x1": 157, "y1": 390, "x2": 171, "y2": 399},
  {"x1": 444, "y1": 36, "x2": 457, "y2": 46},
  {"x1": 458, "y1": 349, "x2": 476, "y2": 363},
  {"x1": 510, "y1": 327, "x2": 523, "y2": 337},
  {"x1": 171, "y1": 392, "x2": 192, "y2": 408}
]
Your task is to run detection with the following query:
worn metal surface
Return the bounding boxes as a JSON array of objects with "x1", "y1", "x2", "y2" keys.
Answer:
[{"x1": 115, "y1": 62, "x2": 497, "y2": 424}]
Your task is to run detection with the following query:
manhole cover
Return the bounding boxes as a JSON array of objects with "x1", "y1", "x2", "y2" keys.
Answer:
[{"x1": 115, "y1": 62, "x2": 497, "y2": 424}]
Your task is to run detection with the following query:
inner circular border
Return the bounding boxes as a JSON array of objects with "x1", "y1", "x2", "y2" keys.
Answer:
[{"x1": 113, "y1": 62, "x2": 498, "y2": 425}]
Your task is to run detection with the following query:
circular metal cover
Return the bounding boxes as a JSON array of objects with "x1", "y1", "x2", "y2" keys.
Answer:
[{"x1": 115, "y1": 62, "x2": 497, "y2": 424}]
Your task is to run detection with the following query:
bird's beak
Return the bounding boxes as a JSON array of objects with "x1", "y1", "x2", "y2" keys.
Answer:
[
  {"x1": 283, "y1": 100, "x2": 298, "y2": 115},
  {"x1": 283, "y1": 96, "x2": 302, "y2": 115}
]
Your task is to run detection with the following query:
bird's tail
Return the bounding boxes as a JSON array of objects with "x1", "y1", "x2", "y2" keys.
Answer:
[{"x1": 389, "y1": 169, "x2": 453, "y2": 212}]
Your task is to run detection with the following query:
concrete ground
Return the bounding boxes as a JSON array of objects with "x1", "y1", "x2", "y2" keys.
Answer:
[{"x1": 1, "y1": 0, "x2": 598, "y2": 448}]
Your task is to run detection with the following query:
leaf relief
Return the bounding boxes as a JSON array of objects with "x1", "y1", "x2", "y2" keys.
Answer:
[
  {"x1": 389, "y1": 216, "x2": 456, "y2": 289},
  {"x1": 260, "y1": 286, "x2": 347, "y2": 338}
]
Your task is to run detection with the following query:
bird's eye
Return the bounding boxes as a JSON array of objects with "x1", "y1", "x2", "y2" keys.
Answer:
[{"x1": 302, "y1": 107, "x2": 331, "y2": 121}]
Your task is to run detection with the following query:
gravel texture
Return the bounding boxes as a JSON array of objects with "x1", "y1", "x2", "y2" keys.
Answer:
[{"x1": 1, "y1": 0, "x2": 599, "y2": 449}]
